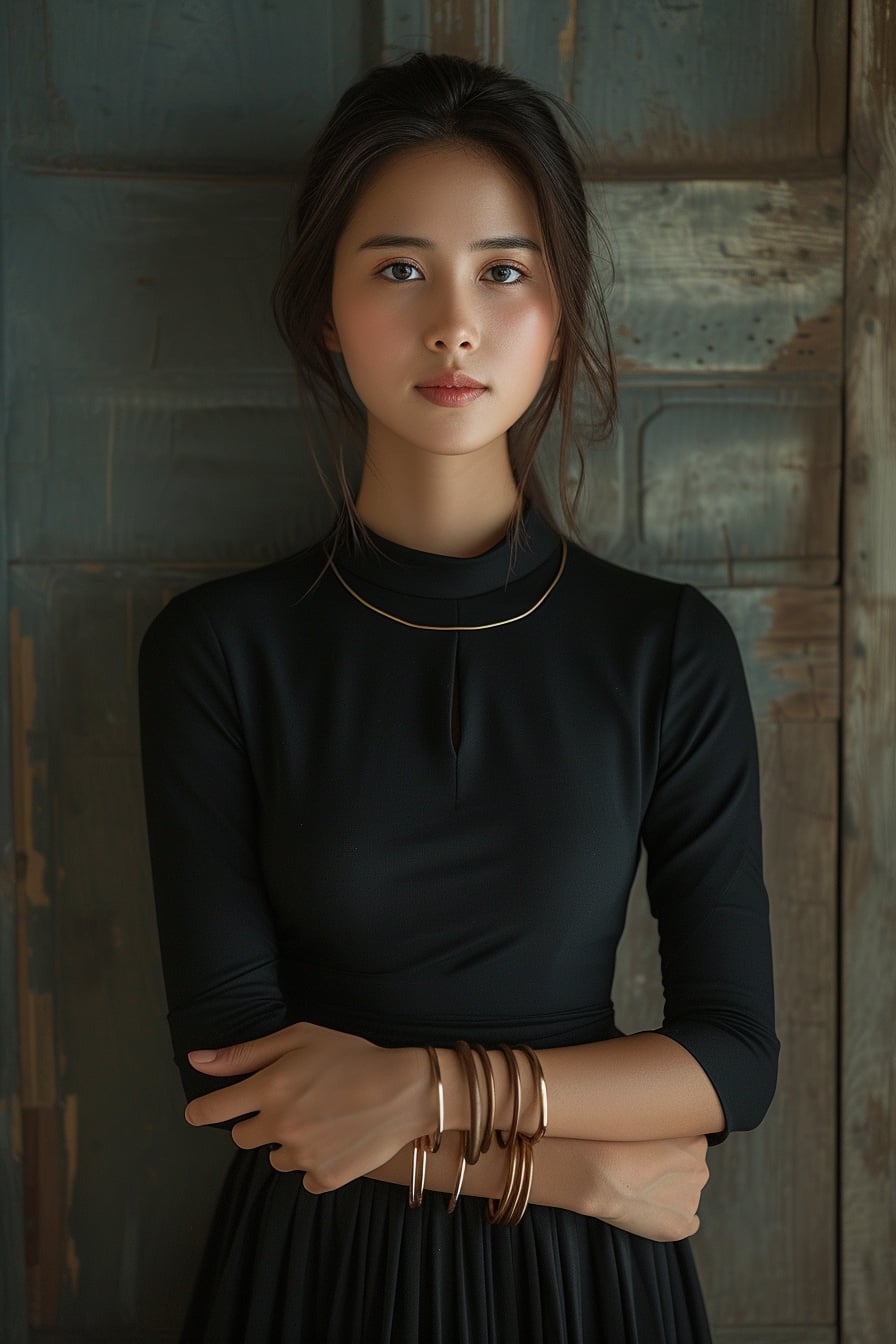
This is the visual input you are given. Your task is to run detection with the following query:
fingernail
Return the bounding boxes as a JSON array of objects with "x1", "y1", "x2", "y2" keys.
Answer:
[{"x1": 189, "y1": 1049, "x2": 217, "y2": 1062}]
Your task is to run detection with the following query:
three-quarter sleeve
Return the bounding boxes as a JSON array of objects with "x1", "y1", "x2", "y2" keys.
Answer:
[
  {"x1": 639, "y1": 582, "x2": 780, "y2": 1146},
  {"x1": 137, "y1": 588, "x2": 288, "y2": 1133}
]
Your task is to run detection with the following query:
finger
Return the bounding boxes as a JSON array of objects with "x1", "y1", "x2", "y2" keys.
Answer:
[
  {"x1": 187, "y1": 1026, "x2": 301, "y2": 1076},
  {"x1": 184, "y1": 1080, "x2": 263, "y2": 1128},
  {"x1": 229, "y1": 1117, "x2": 274, "y2": 1150}
]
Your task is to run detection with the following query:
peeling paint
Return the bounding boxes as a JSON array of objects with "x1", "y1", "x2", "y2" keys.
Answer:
[
  {"x1": 556, "y1": 0, "x2": 577, "y2": 69},
  {"x1": 754, "y1": 587, "x2": 840, "y2": 721},
  {"x1": 768, "y1": 301, "x2": 843, "y2": 373}
]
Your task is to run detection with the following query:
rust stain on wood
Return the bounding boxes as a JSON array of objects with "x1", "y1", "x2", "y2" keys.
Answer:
[
  {"x1": 64, "y1": 1092, "x2": 80, "y2": 1297},
  {"x1": 23, "y1": 1104, "x2": 63, "y2": 1323},
  {"x1": 429, "y1": 0, "x2": 477, "y2": 60},
  {"x1": 767, "y1": 300, "x2": 843, "y2": 373},
  {"x1": 427, "y1": 0, "x2": 504, "y2": 65},
  {"x1": 558, "y1": 0, "x2": 578, "y2": 103},
  {"x1": 755, "y1": 588, "x2": 840, "y2": 721}
]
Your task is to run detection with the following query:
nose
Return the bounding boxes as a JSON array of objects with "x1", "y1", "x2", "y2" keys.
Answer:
[{"x1": 421, "y1": 280, "x2": 480, "y2": 354}]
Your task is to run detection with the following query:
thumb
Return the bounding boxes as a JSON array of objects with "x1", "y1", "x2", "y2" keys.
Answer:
[{"x1": 188, "y1": 1026, "x2": 300, "y2": 1074}]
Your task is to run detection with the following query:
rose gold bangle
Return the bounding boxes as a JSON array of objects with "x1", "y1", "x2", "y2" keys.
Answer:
[
  {"x1": 486, "y1": 1129, "x2": 521, "y2": 1224},
  {"x1": 447, "y1": 1129, "x2": 467, "y2": 1213},
  {"x1": 421, "y1": 1044, "x2": 444, "y2": 1154},
  {"x1": 471, "y1": 1043, "x2": 496, "y2": 1154},
  {"x1": 408, "y1": 1136, "x2": 428, "y2": 1208},
  {"x1": 504, "y1": 1135, "x2": 535, "y2": 1225},
  {"x1": 454, "y1": 1041, "x2": 484, "y2": 1164},
  {"x1": 514, "y1": 1043, "x2": 548, "y2": 1144},
  {"x1": 494, "y1": 1044, "x2": 521, "y2": 1151}
]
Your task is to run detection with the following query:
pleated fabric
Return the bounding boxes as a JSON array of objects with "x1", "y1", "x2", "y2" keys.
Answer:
[{"x1": 178, "y1": 1146, "x2": 713, "y2": 1343}]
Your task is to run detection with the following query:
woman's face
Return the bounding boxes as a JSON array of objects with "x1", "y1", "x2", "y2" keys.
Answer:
[{"x1": 324, "y1": 143, "x2": 561, "y2": 463}]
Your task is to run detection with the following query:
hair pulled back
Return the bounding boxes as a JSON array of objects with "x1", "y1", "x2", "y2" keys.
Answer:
[{"x1": 271, "y1": 50, "x2": 617, "y2": 557}]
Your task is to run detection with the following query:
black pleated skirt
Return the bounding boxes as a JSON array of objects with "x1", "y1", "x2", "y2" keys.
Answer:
[{"x1": 177, "y1": 1144, "x2": 713, "y2": 1343}]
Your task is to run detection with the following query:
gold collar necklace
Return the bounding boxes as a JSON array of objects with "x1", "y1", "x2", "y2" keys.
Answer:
[{"x1": 325, "y1": 537, "x2": 568, "y2": 631}]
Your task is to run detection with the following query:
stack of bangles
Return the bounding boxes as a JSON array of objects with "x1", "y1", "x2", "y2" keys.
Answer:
[{"x1": 408, "y1": 1042, "x2": 548, "y2": 1227}]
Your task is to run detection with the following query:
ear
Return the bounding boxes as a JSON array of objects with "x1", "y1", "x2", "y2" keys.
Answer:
[{"x1": 322, "y1": 313, "x2": 341, "y2": 353}]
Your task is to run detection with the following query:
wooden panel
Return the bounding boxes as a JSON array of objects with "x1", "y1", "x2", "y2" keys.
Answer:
[
  {"x1": 39, "y1": 0, "x2": 848, "y2": 186},
  {"x1": 841, "y1": 2, "x2": 896, "y2": 1341},
  {"x1": 6, "y1": 174, "x2": 842, "y2": 383},
  {"x1": 614, "y1": 721, "x2": 837, "y2": 1328},
  {"x1": 8, "y1": 381, "x2": 338, "y2": 566},
  {"x1": 5, "y1": 170, "x2": 294, "y2": 376},
  {"x1": 709, "y1": 587, "x2": 839, "y2": 723},
  {"x1": 6, "y1": 0, "x2": 367, "y2": 167},
  {"x1": 601, "y1": 179, "x2": 843, "y2": 376},
  {"x1": 383, "y1": 0, "x2": 848, "y2": 173},
  {"x1": 10, "y1": 565, "x2": 233, "y2": 1334},
  {"x1": 549, "y1": 384, "x2": 841, "y2": 587},
  {"x1": 7, "y1": 171, "x2": 840, "y2": 566}
]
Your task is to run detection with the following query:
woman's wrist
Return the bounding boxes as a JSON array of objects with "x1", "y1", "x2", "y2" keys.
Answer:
[
  {"x1": 426, "y1": 1046, "x2": 540, "y2": 1136},
  {"x1": 362, "y1": 1130, "x2": 594, "y2": 1217}
]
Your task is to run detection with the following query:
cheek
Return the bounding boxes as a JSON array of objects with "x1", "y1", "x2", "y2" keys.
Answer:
[
  {"x1": 492, "y1": 299, "x2": 559, "y2": 365},
  {"x1": 333, "y1": 289, "x2": 411, "y2": 358}
]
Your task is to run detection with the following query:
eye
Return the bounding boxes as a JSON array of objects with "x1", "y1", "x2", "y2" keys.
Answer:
[
  {"x1": 377, "y1": 261, "x2": 423, "y2": 282},
  {"x1": 485, "y1": 263, "x2": 526, "y2": 285}
]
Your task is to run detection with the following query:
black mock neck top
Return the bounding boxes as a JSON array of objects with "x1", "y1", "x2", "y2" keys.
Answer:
[{"x1": 137, "y1": 495, "x2": 778, "y2": 1149}]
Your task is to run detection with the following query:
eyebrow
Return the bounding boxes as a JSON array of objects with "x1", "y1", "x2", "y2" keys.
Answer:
[{"x1": 357, "y1": 233, "x2": 542, "y2": 254}]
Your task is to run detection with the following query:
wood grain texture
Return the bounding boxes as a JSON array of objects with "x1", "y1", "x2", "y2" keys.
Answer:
[
  {"x1": 599, "y1": 179, "x2": 843, "y2": 376},
  {"x1": 6, "y1": 169, "x2": 840, "y2": 569},
  {"x1": 614, "y1": 719, "x2": 837, "y2": 1328},
  {"x1": 841, "y1": 1, "x2": 896, "y2": 1341},
  {"x1": 5, "y1": 0, "x2": 368, "y2": 169},
  {"x1": 6, "y1": 175, "x2": 842, "y2": 382},
  {"x1": 7, "y1": 0, "x2": 848, "y2": 177},
  {"x1": 386, "y1": 0, "x2": 847, "y2": 173},
  {"x1": 9, "y1": 565, "x2": 236, "y2": 1335},
  {"x1": 550, "y1": 383, "x2": 842, "y2": 587}
]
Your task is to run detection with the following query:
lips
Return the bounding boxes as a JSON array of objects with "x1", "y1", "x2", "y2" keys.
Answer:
[{"x1": 417, "y1": 372, "x2": 486, "y2": 389}]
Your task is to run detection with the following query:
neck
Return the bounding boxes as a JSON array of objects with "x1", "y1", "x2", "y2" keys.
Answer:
[{"x1": 352, "y1": 442, "x2": 522, "y2": 558}]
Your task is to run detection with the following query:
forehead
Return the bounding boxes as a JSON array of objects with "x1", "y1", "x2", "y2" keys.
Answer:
[{"x1": 339, "y1": 143, "x2": 541, "y2": 242}]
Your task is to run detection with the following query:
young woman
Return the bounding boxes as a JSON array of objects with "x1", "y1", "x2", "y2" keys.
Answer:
[{"x1": 138, "y1": 51, "x2": 779, "y2": 1343}]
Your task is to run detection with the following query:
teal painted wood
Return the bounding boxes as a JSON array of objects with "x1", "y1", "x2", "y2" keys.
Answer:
[
  {"x1": 841, "y1": 2, "x2": 896, "y2": 1339},
  {"x1": 0, "y1": 2, "x2": 28, "y2": 1339},
  {"x1": 5, "y1": 169, "x2": 841, "y2": 571},
  {"x1": 7, "y1": 0, "x2": 846, "y2": 172},
  {"x1": 6, "y1": 0, "x2": 370, "y2": 168},
  {"x1": 598, "y1": 179, "x2": 843, "y2": 376},
  {"x1": 4, "y1": 172, "x2": 843, "y2": 380},
  {"x1": 383, "y1": 0, "x2": 846, "y2": 171},
  {"x1": 8, "y1": 565, "x2": 235, "y2": 1333},
  {"x1": 1, "y1": 0, "x2": 849, "y2": 1335},
  {"x1": 614, "y1": 717, "x2": 838, "y2": 1326}
]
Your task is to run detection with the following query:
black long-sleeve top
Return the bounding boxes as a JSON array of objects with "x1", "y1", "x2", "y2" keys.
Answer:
[{"x1": 137, "y1": 499, "x2": 779, "y2": 1143}]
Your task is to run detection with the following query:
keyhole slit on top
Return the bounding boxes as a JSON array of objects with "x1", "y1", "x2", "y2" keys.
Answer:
[{"x1": 449, "y1": 633, "x2": 461, "y2": 755}]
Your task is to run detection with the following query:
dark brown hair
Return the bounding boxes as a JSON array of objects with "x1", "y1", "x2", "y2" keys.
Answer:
[{"x1": 271, "y1": 50, "x2": 617, "y2": 564}]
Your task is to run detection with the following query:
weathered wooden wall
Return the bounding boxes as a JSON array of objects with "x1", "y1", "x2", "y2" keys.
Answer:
[
  {"x1": 1, "y1": 2, "x2": 889, "y2": 1341},
  {"x1": 841, "y1": 3, "x2": 896, "y2": 1342}
]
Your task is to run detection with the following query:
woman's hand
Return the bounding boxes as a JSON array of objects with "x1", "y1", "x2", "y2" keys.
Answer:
[
  {"x1": 587, "y1": 1134, "x2": 710, "y2": 1240},
  {"x1": 183, "y1": 1022, "x2": 431, "y2": 1193}
]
